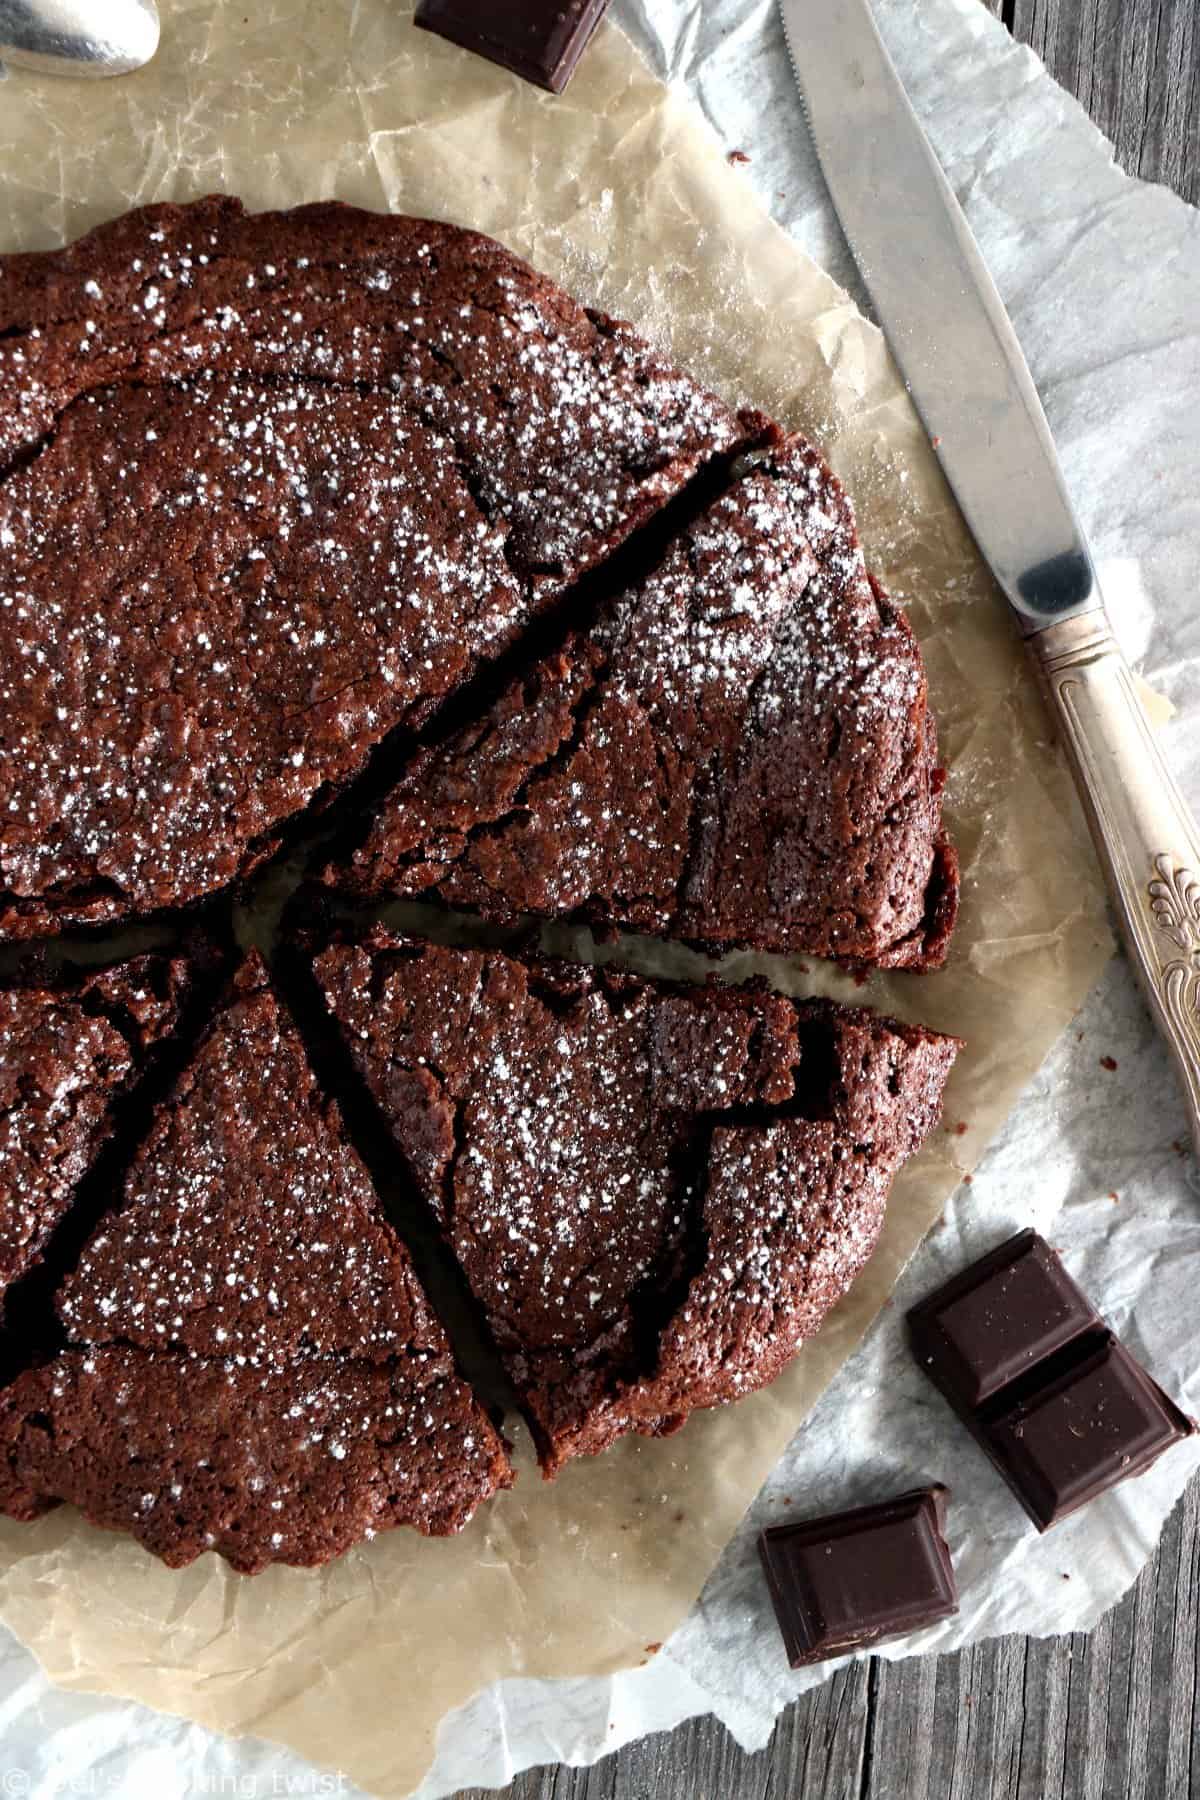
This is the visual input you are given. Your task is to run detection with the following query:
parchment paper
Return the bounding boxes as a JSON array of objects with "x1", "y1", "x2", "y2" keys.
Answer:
[{"x1": 0, "y1": 0, "x2": 1175, "y2": 1793}]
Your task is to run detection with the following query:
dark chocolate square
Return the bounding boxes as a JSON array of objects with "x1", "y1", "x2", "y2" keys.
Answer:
[
  {"x1": 907, "y1": 1229, "x2": 1098, "y2": 1408},
  {"x1": 982, "y1": 1336, "x2": 1194, "y2": 1531},
  {"x1": 415, "y1": 0, "x2": 610, "y2": 94},
  {"x1": 909, "y1": 1230, "x2": 1194, "y2": 1532},
  {"x1": 758, "y1": 1486, "x2": 958, "y2": 1667}
]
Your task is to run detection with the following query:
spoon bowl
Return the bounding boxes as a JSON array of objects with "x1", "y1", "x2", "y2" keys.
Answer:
[{"x1": 0, "y1": 0, "x2": 159, "y2": 78}]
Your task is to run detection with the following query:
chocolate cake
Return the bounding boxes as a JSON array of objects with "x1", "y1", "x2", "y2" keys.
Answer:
[
  {"x1": 0, "y1": 195, "x2": 965, "y2": 1572},
  {"x1": 0, "y1": 955, "x2": 190, "y2": 1311},
  {"x1": 0, "y1": 196, "x2": 746, "y2": 940},
  {"x1": 0, "y1": 954, "x2": 512, "y2": 1570},
  {"x1": 329, "y1": 437, "x2": 957, "y2": 968},
  {"x1": 314, "y1": 931, "x2": 959, "y2": 1475}
]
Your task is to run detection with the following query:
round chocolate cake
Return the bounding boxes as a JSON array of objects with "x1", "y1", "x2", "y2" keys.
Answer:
[{"x1": 0, "y1": 199, "x2": 959, "y2": 1571}]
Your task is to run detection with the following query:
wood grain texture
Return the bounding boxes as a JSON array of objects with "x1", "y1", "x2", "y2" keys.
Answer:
[
  {"x1": 450, "y1": 8, "x2": 1200, "y2": 1797},
  {"x1": 1003, "y1": 0, "x2": 1199, "y2": 203}
]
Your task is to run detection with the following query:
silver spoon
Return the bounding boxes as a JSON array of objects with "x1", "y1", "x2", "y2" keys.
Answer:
[{"x1": 0, "y1": 0, "x2": 159, "y2": 78}]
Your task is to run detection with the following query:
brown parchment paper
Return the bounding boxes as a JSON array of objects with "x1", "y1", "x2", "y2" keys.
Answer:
[{"x1": 0, "y1": 4, "x2": 1115, "y2": 1792}]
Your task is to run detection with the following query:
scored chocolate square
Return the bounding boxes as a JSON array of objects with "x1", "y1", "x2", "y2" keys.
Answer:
[
  {"x1": 982, "y1": 1336, "x2": 1194, "y2": 1531},
  {"x1": 908, "y1": 1230, "x2": 1194, "y2": 1531},
  {"x1": 908, "y1": 1229, "x2": 1099, "y2": 1408},
  {"x1": 758, "y1": 1486, "x2": 958, "y2": 1668},
  {"x1": 415, "y1": 0, "x2": 610, "y2": 94}
]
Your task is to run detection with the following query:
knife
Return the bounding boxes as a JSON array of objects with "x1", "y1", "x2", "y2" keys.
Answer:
[{"x1": 780, "y1": 0, "x2": 1200, "y2": 1160}]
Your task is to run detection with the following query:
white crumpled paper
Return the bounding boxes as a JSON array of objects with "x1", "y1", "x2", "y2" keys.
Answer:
[{"x1": 0, "y1": 1, "x2": 1198, "y2": 1795}]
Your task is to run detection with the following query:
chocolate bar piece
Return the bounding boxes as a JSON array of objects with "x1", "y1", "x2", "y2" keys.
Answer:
[
  {"x1": 415, "y1": 0, "x2": 610, "y2": 94},
  {"x1": 982, "y1": 1336, "x2": 1194, "y2": 1531},
  {"x1": 758, "y1": 1486, "x2": 958, "y2": 1668},
  {"x1": 909, "y1": 1231, "x2": 1194, "y2": 1530},
  {"x1": 908, "y1": 1230, "x2": 1100, "y2": 1408}
]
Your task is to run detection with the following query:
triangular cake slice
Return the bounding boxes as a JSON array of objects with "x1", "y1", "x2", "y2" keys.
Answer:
[
  {"x1": 57, "y1": 952, "x2": 438, "y2": 1365},
  {"x1": 0, "y1": 953, "x2": 511, "y2": 1570},
  {"x1": 330, "y1": 436, "x2": 958, "y2": 969},
  {"x1": 0, "y1": 954, "x2": 191, "y2": 1312},
  {"x1": 0, "y1": 197, "x2": 751, "y2": 939},
  {"x1": 314, "y1": 931, "x2": 959, "y2": 1476}
]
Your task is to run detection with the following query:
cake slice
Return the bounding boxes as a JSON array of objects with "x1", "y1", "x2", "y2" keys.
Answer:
[
  {"x1": 330, "y1": 436, "x2": 958, "y2": 969},
  {"x1": 0, "y1": 196, "x2": 750, "y2": 940},
  {"x1": 314, "y1": 931, "x2": 959, "y2": 1476},
  {"x1": 0, "y1": 1347, "x2": 504, "y2": 1568},
  {"x1": 0, "y1": 953, "x2": 511, "y2": 1571},
  {"x1": 0, "y1": 954, "x2": 191, "y2": 1314}
]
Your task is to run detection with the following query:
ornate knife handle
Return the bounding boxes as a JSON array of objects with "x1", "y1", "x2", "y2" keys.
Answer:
[{"x1": 1032, "y1": 610, "x2": 1200, "y2": 1162}]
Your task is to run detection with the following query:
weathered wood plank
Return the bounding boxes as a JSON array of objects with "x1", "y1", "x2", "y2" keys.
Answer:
[
  {"x1": 1164, "y1": 1478, "x2": 1200, "y2": 1800},
  {"x1": 1016, "y1": 1630, "x2": 1071, "y2": 1798},
  {"x1": 759, "y1": 1658, "x2": 871, "y2": 1800},
  {"x1": 1009, "y1": 0, "x2": 1200, "y2": 202}
]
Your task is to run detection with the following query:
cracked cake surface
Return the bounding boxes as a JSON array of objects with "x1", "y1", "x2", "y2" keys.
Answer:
[
  {"x1": 314, "y1": 930, "x2": 960, "y2": 1476},
  {"x1": 0, "y1": 952, "x2": 512, "y2": 1570},
  {"x1": 0, "y1": 954, "x2": 191, "y2": 1312},
  {"x1": 0, "y1": 196, "x2": 745, "y2": 940},
  {"x1": 0, "y1": 196, "x2": 964, "y2": 1571},
  {"x1": 331, "y1": 436, "x2": 957, "y2": 969}
]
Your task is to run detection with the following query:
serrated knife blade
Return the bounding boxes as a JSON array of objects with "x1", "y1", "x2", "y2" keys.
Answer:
[
  {"x1": 780, "y1": 0, "x2": 1200, "y2": 1160},
  {"x1": 780, "y1": 0, "x2": 1090, "y2": 632}
]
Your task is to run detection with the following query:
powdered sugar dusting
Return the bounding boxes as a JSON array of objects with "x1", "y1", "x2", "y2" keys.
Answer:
[
  {"x1": 59, "y1": 961, "x2": 432, "y2": 1369},
  {"x1": 0, "y1": 200, "x2": 741, "y2": 936},
  {"x1": 0, "y1": 961, "x2": 182, "y2": 1292},
  {"x1": 318, "y1": 936, "x2": 957, "y2": 1471},
  {"x1": 3, "y1": 1341, "x2": 506, "y2": 1571},
  {"x1": 349, "y1": 435, "x2": 945, "y2": 967},
  {"x1": 1, "y1": 950, "x2": 511, "y2": 1569}
]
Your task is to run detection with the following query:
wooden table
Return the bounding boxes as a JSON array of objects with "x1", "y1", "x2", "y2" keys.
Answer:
[{"x1": 454, "y1": 6, "x2": 1200, "y2": 1795}]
